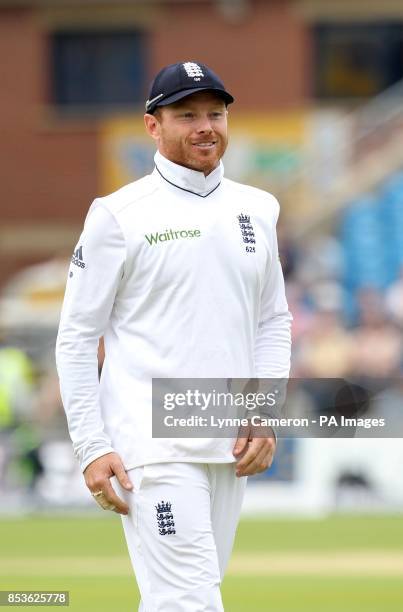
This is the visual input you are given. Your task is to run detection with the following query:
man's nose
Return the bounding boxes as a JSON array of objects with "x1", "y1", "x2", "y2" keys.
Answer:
[{"x1": 196, "y1": 116, "x2": 213, "y2": 133}]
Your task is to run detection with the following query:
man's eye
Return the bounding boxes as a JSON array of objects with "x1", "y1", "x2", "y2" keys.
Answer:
[{"x1": 181, "y1": 112, "x2": 194, "y2": 118}]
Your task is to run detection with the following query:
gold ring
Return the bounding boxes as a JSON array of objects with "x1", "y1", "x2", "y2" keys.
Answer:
[{"x1": 91, "y1": 491, "x2": 116, "y2": 512}]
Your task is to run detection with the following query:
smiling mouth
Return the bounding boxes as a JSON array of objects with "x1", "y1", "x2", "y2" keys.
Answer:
[{"x1": 192, "y1": 141, "x2": 217, "y2": 149}]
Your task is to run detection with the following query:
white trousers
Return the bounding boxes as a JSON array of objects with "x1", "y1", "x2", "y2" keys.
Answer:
[{"x1": 115, "y1": 462, "x2": 247, "y2": 612}]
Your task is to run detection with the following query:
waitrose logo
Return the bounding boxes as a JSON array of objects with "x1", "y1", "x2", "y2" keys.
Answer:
[{"x1": 145, "y1": 228, "x2": 201, "y2": 245}]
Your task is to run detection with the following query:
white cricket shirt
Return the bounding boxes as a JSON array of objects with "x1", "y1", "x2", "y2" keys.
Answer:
[{"x1": 56, "y1": 151, "x2": 292, "y2": 472}]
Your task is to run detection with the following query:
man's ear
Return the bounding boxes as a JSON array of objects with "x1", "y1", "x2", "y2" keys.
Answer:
[{"x1": 144, "y1": 113, "x2": 161, "y2": 141}]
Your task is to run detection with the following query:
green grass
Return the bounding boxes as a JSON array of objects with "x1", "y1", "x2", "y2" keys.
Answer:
[
  {"x1": 222, "y1": 576, "x2": 403, "y2": 612},
  {"x1": 233, "y1": 514, "x2": 403, "y2": 552},
  {"x1": 0, "y1": 514, "x2": 402, "y2": 611}
]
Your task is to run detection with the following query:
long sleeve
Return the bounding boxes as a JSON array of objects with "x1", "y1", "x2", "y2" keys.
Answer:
[
  {"x1": 55, "y1": 202, "x2": 126, "y2": 472},
  {"x1": 254, "y1": 202, "x2": 292, "y2": 379}
]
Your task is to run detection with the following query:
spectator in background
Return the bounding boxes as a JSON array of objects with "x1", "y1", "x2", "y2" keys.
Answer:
[
  {"x1": 0, "y1": 342, "x2": 35, "y2": 429},
  {"x1": 351, "y1": 287, "x2": 402, "y2": 378},
  {"x1": 0, "y1": 339, "x2": 43, "y2": 492},
  {"x1": 385, "y1": 265, "x2": 403, "y2": 328},
  {"x1": 277, "y1": 221, "x2": 297, "y2": 280},
  {"x1": 284, "y1": 280, "x2": 315, "y2": 344},
  {"x1": 292, "y1": 281, "x2": 354, "y2": 378}
]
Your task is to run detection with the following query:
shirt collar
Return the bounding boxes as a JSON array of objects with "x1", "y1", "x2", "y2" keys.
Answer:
[{"x1": 154, "y1": 150, "x2": 224, "y2": 198}]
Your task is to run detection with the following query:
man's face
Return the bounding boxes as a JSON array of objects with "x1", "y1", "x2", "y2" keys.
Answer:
[{"x1": 144, "y1": 91, "x2": 228, "y2": 176}]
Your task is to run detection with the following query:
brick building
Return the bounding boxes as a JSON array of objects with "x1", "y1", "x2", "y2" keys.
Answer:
[{"x1": 1, "y1": 0, "x2": 403, "y2": 285}]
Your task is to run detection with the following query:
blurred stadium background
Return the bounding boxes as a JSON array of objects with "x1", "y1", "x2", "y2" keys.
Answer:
[{"x1": 1, "y1": 0, "x2": 403, "y2": 609}]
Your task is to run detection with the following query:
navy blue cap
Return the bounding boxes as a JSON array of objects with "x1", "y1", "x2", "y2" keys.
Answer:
[{"x1": 145, "y1": 61, "x2": 234, "y2": 114}]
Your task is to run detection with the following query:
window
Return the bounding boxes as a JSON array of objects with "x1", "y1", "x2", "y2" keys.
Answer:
[
  {"x1": 51, "y1": 30, "x2": 148, "y2": 111},
  {"x1": 314, "y1": 23, "x2": 403, "y2": 99}
]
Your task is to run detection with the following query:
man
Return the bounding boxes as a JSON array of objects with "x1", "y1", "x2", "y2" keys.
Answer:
[{"x1": 56, "y1": 61, "x2": 292, "y2": 611}]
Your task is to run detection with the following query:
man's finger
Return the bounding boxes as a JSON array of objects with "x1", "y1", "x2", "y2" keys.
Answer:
[
  {"x1": 233, "y1": 436, "x2": 249, "y2": 457},
  {"x1": 233, "y1": 423, "x2": 251, "y2": 456},
  {"x1": 92, "y1": 490, "x2": 116, "y2": 511},
  {"x1": 111, "y1": 459, "x2": 133, "y2": 491},
  {"x1": 236, "y1": 437, "x2": 267, "y2": 470},
  {"x1": 236, "y1": 438, "x2": 273, "y2": 476},
  {"x1": 237, "y1": 443, "x2": 273, "y2": 477},
  {"x1": 102, "y1": 480, "x2": 130, "y2": 515}
]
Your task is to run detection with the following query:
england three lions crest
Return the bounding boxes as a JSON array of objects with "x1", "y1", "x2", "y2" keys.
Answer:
[
  {"x1": 155, "y1": 500, "x2": 176, "y2": 536},
  {"x1": 237, "y1": 214, "x2": 256, "y2": 253}
]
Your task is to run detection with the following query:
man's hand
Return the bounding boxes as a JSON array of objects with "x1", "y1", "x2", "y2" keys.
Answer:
[
  {"x1": 233, "y1": 422, "x2": 276, "y2": 477},
  {"x1": 84, "y1": 452, "x2": 133, "y2": 515}
]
